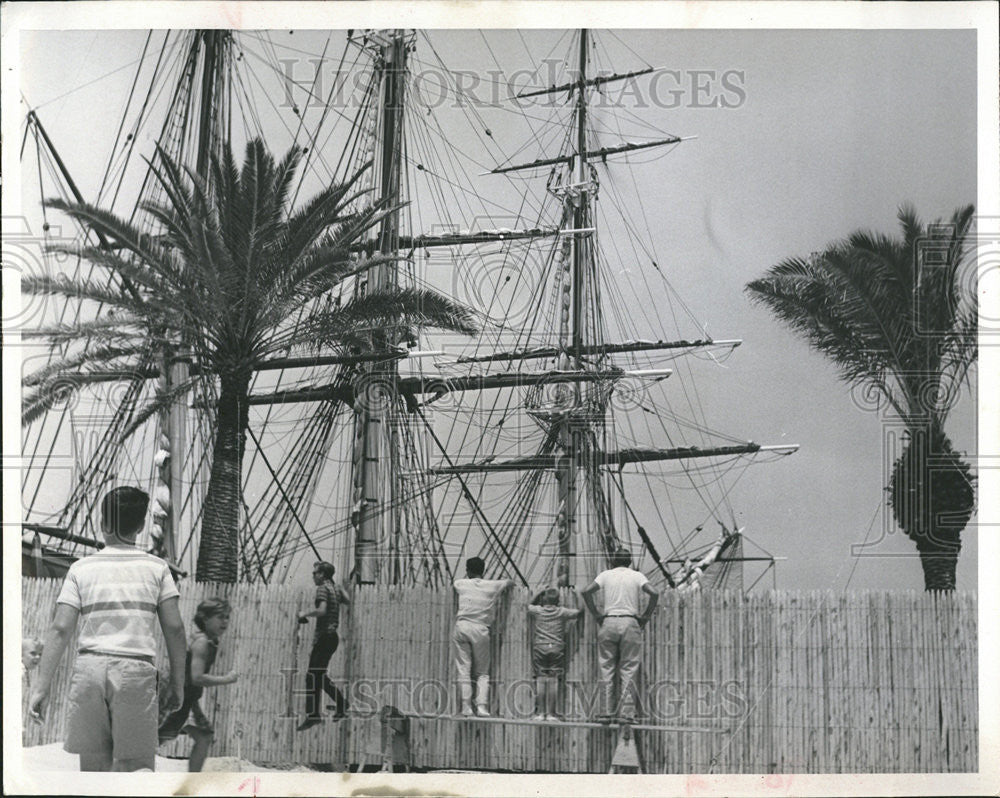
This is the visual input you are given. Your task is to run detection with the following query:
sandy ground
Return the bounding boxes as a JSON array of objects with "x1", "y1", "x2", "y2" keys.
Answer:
[{"x1": 21, "y1": 742, "x2": 299, "y2": 772}]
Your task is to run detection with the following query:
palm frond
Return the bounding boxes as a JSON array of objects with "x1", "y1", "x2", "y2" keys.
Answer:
[
  {"x1": 21, "y1": 273, "x2": 148, "y2": 314},
  {"x1": 23, "y1": 345, "x2": 151, "y2": 387},
  {"x1": 22, "y1": 317, "x2": 147, "y2": 344},
  {"x1": 43, "y1": 197, "x2": 162, "y2": 265},
  {"x1": 291, "y1": 287, "x2": 478, "y2": 350},
  {"x1": 747, "y1": 203, "x2": 977, "y2": 427}
]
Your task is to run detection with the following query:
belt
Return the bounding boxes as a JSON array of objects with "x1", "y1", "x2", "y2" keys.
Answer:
[
  {"x1": 605, "y1": 614, "x2": 639, "y2": 619},
  {"x1": 78, "y1": 649, "x2": 155, "y2": 666}
]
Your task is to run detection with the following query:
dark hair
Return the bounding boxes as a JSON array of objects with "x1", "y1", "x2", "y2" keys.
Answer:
[
  {"x1": 540, "y1": 588, "x2": 560, "y2": 606},
  {"x1": 194, "y1": 597, "x2": 231, "y2": 631},
  {"x1": 466, "y1": 556, "x2": 485, "y2": 578},
  {"x1": 101, "y1": 486, "x2": 149, "y2": 537},
  {"x1": 314, "y1": 561, "x2": 335, "y2": 580},
  {"x1": 611, "y1": 548, "x2": 632, "y2": 569}
]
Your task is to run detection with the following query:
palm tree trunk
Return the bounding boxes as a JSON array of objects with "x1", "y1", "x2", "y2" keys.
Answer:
[
  {"x1": 917, "y1": 550, "x2": 959, "y2": 591},
  {"x1": 890, "y1": 428, "x2": 973, "y2": 593},
  {"x1": 196, "y1": 371, "x2": 251, "y2": 582}
]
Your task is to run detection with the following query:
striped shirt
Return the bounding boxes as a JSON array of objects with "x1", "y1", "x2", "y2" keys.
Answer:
[
  {"x1": 56, "y1": 546, "x2": 179, "y2": 658},
  {"x1": 314, "y1": 582, "x2": 344, "y2": 640},
  {"x1": 454, "y1": 578, "x2": 508, "y2": 628}
]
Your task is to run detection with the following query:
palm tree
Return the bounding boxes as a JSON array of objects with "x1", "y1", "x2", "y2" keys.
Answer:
[
  {"x1": 22, "y1": 138, "x2": 478, "y2": 582},
  {"x1": 746, "y1": 204, "x2": 976, "y2": 590}
]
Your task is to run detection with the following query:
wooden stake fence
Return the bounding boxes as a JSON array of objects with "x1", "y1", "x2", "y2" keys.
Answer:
[{"x1": 20, "y1": 582, "x2": 977, "y2": 773}]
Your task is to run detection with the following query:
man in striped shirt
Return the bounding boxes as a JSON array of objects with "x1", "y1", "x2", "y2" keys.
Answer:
[{"x1": 28, "y1": 487, "x2": 187, "y2": 771}]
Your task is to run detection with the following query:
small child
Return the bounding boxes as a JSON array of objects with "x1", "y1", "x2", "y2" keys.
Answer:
[
  {"x1": 158, "y1": 598, "x2": 238, "y2": 772},
  {"x1": 452, "y1": 557, "x2": 513, "y2": 717},
  {"x1": 526, "y1": 588, "x2": 582, "y2": 721},
  {"x1": 22, "y1": 637, "x2": 43, "y2": 691}
]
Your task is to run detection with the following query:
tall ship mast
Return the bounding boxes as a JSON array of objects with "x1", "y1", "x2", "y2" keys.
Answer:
[{"x1": 21, "y1": 29, "x2": 796, "y2": 590}]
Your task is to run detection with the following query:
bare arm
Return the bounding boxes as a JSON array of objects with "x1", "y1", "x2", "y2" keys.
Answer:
[
  {"x1": 28, "y1": 603, "x2": 79, "y2": 723},
  {"x1": 189, "y1": 637, "x2": 237, "y2": 687},
  {"x1": 158, "y1": 596, "x2": 187, "y2": 710},
  {"x1": 639, "y1": 582, "x2": 660, "y2": 627},
  {"x1": 580, "y1": 581, "x2": 602, "y2": 623},
  {"x1": 336, "y1": 583, "x2": 351, "y2": 606},
  {"x1": 299, "y1": 599, "x2": 327, "y2": 622}
]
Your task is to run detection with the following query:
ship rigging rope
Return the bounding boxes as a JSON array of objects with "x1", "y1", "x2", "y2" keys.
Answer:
[
  {"x1": 253, "y1": 399, "x2": 350, "y2": 579},
  {"x1": 237, "y1": 36, "x2": 364, "y2": 142},
  {"x1": 103, "y1": 39, "x2": 183, "y2": 214},
  {"x1": 230, "y1": 34, "x2": 349, "y2": 490},
  {"x1": 232, "y1": 73, "x2": 384, "y2": 558},
  {"x1": 410, "y1": 29, "x2": 748, "y2": 576},
  {"x1": 511, "y1": 29, "x2": 576, "y2": 99},
  {"x1": 228, "y1": 38, "x2": 362, "y2": 522},
  {"x1": 96, "y1": 31, "x2": 154, "y2": 206},
  {"x1": 24, "y1": 31, "x2": 770, "y2": 580},
  {"x1": 21, "y1": 103, "x2": 162, "y2": 530},
  {"x1": 592, "y1": 270, "x2": 736, "y2": 532},
  {"x1": 409, "y1": 46, "x2": 553, "y2": 225},
  {"x1": 236, "y1": 38, "x2": 369, "y2": 509},
  {"x1": 274, "y1": 469, "x2": 462, "y2": 564},
  {"x1": 420, "y1": 32, "x2": 578, "y2": 178},
  {"x1": 25, "y1": 34, "x2": 181, "y2": 114},
  {"x1": 240, "y1": 492, "x2": 268, "y2": 583},
  {"x1": 265, "y1": 30, "x2": 338, "y2": 187},
  {"x1": 289, "y1": 33, "x2": 351, "y2": 205},
  {"x1": 596, "y1": 113, "x2": 737, "y2": 524},
  {"x1": 604, "y1": 30, "x2": 655, "y2": 72},
  {"x1": 410, "y1": 40, "x2": 567, "y2": 526},
  {"x1": 245, "y1": 423, "x2": 323, "y2": 560}
]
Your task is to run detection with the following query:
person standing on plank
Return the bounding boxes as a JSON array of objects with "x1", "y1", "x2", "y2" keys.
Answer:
[
  {"x1": 28, "y1": 486, "x2": 188, "y2": 771},
  {"x1": 452, "y1": 556, "x2": 513, "y2": 717},
  {"x1": 526, "y1": 587, "x2": 582, "y2": 721},
  {"x1": 581, "y1": 547, "x2": 660, "y2": 723},
  {"x1": 158, "y1": 598, "x2": 238, "y2": 771},
  {"x1": 296, "y1": 561, "x2": 350, "y2": 731}
]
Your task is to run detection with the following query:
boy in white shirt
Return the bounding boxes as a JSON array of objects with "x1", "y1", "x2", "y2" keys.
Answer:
[
  {"x1": 28, "y1": 486, "x2": 187, "y2": 771},
  {"x1": 581, "y1": 547, "x2": 659, "y2": 722},
  {"x1": 452, "y1": 557, "x2": 513, "y2": 717}
]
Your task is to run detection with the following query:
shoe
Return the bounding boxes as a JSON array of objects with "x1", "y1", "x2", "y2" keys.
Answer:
[
  {"x1": 475, "y1": 705, "x2": 491, "y2": 717},
  {"x1": 531, "y1": 713, "x2": 546, "y2": 721},
  {"x1": 460, "y1": 703, "x2": 474, "y2": 718},
  {"x1": 544, "y1": 713, "x2": 559, "y2": 722},
  {"x1": 296, "y1": 716, "x2": 323, "y2": 731},
  {"x1": 594, "y1": 714, "x2": 615, "y2": 724}
]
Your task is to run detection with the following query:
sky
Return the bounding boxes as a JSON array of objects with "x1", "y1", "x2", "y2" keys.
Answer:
[{"x1": 11, "y1": 21, "x2": 984, "y2": 592}]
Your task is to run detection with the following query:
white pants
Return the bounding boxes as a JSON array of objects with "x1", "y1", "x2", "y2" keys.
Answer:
[
  {"x1": 452, "y1": 619, "x2": 490, "y2": 704},
  {"x1": 597, "y1": 616, "x2": 642, "y2": 717}
]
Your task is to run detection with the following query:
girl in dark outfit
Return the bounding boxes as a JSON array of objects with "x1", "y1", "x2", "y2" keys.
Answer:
[{"x1": 158, "y1": 598, "x2": 238, "y2": 771}]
